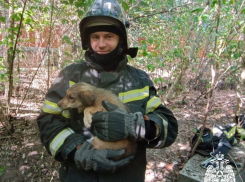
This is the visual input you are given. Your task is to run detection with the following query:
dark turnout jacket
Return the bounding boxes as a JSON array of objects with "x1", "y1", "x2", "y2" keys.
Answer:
[{"x1": 37, "y1": 55, "x2": 178, "y2": 182}]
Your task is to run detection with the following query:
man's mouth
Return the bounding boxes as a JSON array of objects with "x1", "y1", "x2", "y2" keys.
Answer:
[{"x1": 97, "y1": 51, "x2": 109, "y2": 54}]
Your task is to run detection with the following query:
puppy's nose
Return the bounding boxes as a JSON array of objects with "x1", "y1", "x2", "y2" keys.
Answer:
[{"x1": 57, "y1": 101, "x2": 61, "y2": 108}]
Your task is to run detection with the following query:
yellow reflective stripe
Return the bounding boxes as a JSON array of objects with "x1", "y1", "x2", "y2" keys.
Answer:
[
  {"x1": 119, "y1": 86, "x2": 149, "y2": 103},
  {"x1": 225, "y1": 126, "x2": 236, "y2": 139},
  {"x1": 146, "y1": 96, "x2": 162, "y2": 114},
  {"x1": 237, "y1": 126, "x2": 245, "y2": 137},
  {"x1": 49, "y1": 128, "x2": 74, "y2": 157},
  {"x1": 69, "y1": 81, "x2": 75, "y2": 87},
  {"x1": 43, "y1": 99, "x2": 62, "y2": 114},
  {"x1": 42, "y1": 99, "x2": 70, "y2": 118},
  {"x1": 157, "y1": 114, "x2": 168, "y2": 147},
  {"x1": 62, "y1": 110, "x2": 70, "y2": 119}
]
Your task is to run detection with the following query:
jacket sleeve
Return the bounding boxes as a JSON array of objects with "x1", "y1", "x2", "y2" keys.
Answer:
[
  {"x1": 144, "y1": 81, "x2": 178, "y2": 149},
  {"x1": 37, "y1": 65, "x2": 86, "y2": 162}
]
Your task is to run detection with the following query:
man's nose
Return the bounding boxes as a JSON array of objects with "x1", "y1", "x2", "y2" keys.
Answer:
[{"x1": 98, "y1": 38, "x2": 106, "y2": 47}]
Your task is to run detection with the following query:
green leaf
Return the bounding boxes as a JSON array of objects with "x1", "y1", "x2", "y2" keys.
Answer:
[
  {"x1": 0, "y1": 17, "x2": 5, "y2": 23},
  {"x1": 24, "y1": 17, "x2": 32, "y2": 24},
  {"x1": 241, "y1": 8, "x2": 245, "y2": 14},
  {"x1": 11, "y1": 13, "x2": 21, "y2": 21},
  {"x1": 201, "y1": 14, "x2": 209, "y2": 22},
  {"x1": 122, "y1": 1, "x2": 129, "y2": 11},
  {"x1": 69, "y1": 0, "x2": 74, "y2": 4},
  {"x1": 173, "y1": 48, "x2": 183, "y2": 58},
  {"x1": 141, "y1": 40, "x2": 147, "y2": 49},
  {"x1": 0, "y1": 166, "x2": 5, "y2": 176},
  {"x1": 147, "y1": 63, "x2": 155, "y2": 71},
  {"x1": 237, "y1": 20, "x2": 244, "y2": 25},
  {"x1": 0, "y1": 66, "x2": 6, "y2": 70},
  {"x1": 211, "y1": 0, "x2": 218, "y2": 7},
  {"x1": 150, "y1": 51, "x2": 157, "y2": 57},
  {"x1": 208, "y1": 53, "x2": 213, "y2": 58},
  {"x1": 191, "y1": 7, "x2": 204, "y2": 14},
  {"x1": 62, "y1": 19, "x2": 69, "y2": 24},
  {"x1": 77, "y1": 10, "x2": 84, "y2": 17},
  {"x1": 233, "y1": 52, "x2": 241, "y2": 59},
  {"x1": 154, "y1": 77, "x2": 164, "y2": 84},
  {"x1": 192, "y1": 128, "x2": 198, "y2": 133},
  {"x1": 147, "y1": 38, "x2": 153, "y2": 44},
  {"x1": 75, "y1": 0, "x2": 85, "y2": 7},
  {"x1": 62, "y1": 36, "x2": 71, "y2": 44},
  {"x1": 142, "y1": 51, "x2": 148, "y2": 57},
  {"x1": 61, "y1": 0, "x2": 70, "y2": 5},
  {"x1": 43, "y1": 6, "x2": 49, "y2": 13}
]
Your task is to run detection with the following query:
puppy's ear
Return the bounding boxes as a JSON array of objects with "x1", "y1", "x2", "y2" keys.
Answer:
[{"x1": 80, "y1": 90, "x2": 95, "y2": 106}]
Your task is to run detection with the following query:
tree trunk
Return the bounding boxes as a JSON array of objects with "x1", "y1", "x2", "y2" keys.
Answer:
[{"x1": 5, "y1": 0, "x2": 15, "y2": 114}]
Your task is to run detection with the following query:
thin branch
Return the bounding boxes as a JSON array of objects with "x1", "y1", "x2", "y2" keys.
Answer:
[
  {"x1": 219, "y1": 0, "x2": 245, "y2": 54},
  {"x1": 47, "y1": 0, "x2": 55, "y2": 89},
  {"x1": 0, "y1": 105, "x2": 11, "y2": 135},
  {"x1": 9, "y1": 0, "x2": 27, "y2": 78},
  {"x1": 189, "y1": 0, "x2": 222, "y2": 159},
  {"x1": 130, "y1": 2, "x2": 200, "y2": 20},
  {"x1": 7, "y1": 0, "x2": 27, "y2": 113},
  {"x1": 15, "y1": 4, "x2": 56, "y2": 115}
]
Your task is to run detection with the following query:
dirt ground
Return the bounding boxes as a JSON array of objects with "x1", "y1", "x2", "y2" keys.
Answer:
[{"x1": 0, "y1": 88, "x2": 244, "y2": 182}]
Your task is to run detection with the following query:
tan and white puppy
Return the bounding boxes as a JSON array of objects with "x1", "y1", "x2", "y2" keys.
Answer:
[{"x1": 58, "y1": 82, "x2": 136, "y2": 159}]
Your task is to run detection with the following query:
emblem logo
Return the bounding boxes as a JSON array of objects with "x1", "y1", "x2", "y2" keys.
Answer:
[{"x1": 204, "y1": 152, "x2": 235, "y2": 182}]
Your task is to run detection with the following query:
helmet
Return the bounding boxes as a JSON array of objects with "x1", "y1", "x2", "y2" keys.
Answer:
[{"x1": 79, "y1": 0, "x2": 138, "y2": 58}]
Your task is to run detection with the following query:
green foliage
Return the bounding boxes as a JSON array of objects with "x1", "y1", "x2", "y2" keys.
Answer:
[
  {"x1": 0, "y1": 16, "x2": 6, "y2": 23},
  {"x1": 154, "y1": 77, "x2": 164, "y2": 84},
  {"x1": 62, "y1": 36, "x2": 71, "y2": 44},
  {"x1": 0, "y1": 0, "x2": 244, "y2": 101},
  {"x1": 0, "y1": 166, "x2": 5, "y2": 176},
  {"x1": 191, "y1": 7, "x2": 204, "y2": 14},
  {"x1": 241, "y1": 8, "x2": 245, "y2": 14}
]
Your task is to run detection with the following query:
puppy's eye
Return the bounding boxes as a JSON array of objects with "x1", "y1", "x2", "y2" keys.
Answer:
[{"x1": 69, "y1": 96, "x2": 75, "y2": 101}]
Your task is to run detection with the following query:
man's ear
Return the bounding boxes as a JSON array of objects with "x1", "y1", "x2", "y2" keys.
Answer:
[{"x1": 80, "y1": 90, "x2": 95, "y2": 106}]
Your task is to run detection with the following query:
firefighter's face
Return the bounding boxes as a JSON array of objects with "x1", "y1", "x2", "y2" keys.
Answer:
[{"x1": 90, "y1": 32, "x2": 119, "y2": 54}]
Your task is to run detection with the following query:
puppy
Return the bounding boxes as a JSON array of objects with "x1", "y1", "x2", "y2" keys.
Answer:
[{"x1": 58, "y1": 82, "x2": 136, "y2": 158}]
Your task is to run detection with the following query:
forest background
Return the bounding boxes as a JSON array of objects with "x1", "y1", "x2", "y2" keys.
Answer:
[{"x1": 0, "y1": 0, "x2": 245, "y2": 181}]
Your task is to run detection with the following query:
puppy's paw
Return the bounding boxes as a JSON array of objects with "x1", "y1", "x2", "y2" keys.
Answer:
[{"x1": 84, "y1": 114, "x2": 92, "y2": 128}]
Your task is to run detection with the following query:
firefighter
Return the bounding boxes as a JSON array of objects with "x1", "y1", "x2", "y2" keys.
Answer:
[{"x1": 37, "y1": 0, "x2": 178, "y2": 181}]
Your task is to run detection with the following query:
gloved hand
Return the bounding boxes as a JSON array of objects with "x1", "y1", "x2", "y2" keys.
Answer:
[
  {"x1": 92, "y1": 100, "x2": 146, "y2": 142},
  {"x1": 74, "y1": 141, "x2": 134, "y2": 172}
]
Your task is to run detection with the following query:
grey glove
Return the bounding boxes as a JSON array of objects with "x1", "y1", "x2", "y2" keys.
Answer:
[
  {"x1": 92, "y1": 100, "x2": 146, "y2": 142},
  {"x1": 74, "y1": 141, "x2": 134, "y2": 172}
]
